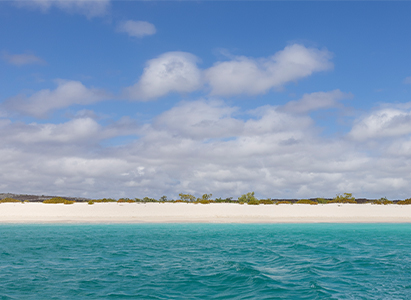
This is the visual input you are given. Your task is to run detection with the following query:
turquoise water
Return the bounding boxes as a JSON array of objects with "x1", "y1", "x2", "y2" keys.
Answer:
[{"x1": 1, "y1": 224, "x2": 411, "y2": 299}]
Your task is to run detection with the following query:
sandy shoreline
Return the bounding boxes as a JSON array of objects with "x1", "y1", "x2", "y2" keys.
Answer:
[{"x1": 1, "y1": 202, "x2": 411, "y2": 223}]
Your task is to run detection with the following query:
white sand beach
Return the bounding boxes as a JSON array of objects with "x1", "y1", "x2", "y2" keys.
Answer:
[{"x1": 1, "y1": 202, "x2": 411, "y2": 223}]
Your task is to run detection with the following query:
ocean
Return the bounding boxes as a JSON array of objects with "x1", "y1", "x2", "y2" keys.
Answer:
[{"x1": 1, "y1": 223, "x2": 410, "y2": 299}]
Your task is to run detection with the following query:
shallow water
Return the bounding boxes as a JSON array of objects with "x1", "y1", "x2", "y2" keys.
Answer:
[{"x1": 1, "y1": 223, "x2": 411, "y2": 299}]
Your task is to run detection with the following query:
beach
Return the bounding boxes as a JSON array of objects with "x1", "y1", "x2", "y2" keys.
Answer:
[{"x1": 1, "y1": 202, "x2": 411, "y2": 223}]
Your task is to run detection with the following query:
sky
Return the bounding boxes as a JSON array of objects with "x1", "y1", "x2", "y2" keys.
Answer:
[{"x1": 1, "y1": 0, "x2": 411, "y2": 200}]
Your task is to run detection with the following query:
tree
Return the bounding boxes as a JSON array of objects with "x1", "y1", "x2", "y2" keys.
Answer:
[
  {"x1": 179, "y1": 193, "x2": 196, "y2": 202},
  {"x1": 331, "y1": 193, "x2": 356, "y2": 203},
  {"x1": 238, "y1": 192, "x2": 258, "y2": 203},
  {"x1": 197, "y1": 193, "x2": 212, "y2": 201}
]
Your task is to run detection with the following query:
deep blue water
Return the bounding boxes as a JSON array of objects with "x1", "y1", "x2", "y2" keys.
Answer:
[{"x1": 1, "y1": 223, "x2": 411, "y2": 299}]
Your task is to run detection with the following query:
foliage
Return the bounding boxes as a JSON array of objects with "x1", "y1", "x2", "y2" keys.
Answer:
[
  {"x1": 179, "y1": 193, "x2": 196, "y2": 202},
  {"x1": 88, "y1": 200, "x2": 94, "y2": 205},
  {"x1": 397, "y1": 198, "x2": 411, "y2": 205},
  {"x1": 376, "y1": 197, "x2": 393, "y2": 205},
  {"x1": 214, "y1": 197, "x2": 235, "y2": 203},
  {"x1": 160, "y1": 196, "x2": 167, "y2": 202},
  {"x1": 93, "y1": 198, "x2": 117, "y2": 203},
  {"x1": 143, "y1": 197, "x2": 157, "y2": 202},
  {"x1": 296, "y1": 199, "x2": 318, "y2": 205},
  {"x1": 277, "y1": 201, "x2": 291, "y2": 204},
  {"x1": 329, "y1": 193, "x2": 356, "y2": 204},
  {"x1": 0, "y1": 198, "x2": 22, "y2": 203},
  {"x1": 259, "y1": 199, "x2": 275, "y2": 205},
  {"x1": 197, "y1": 193, "x2": 212, "y2": 202},
  {"x1": 238, "y1": 192, "x2": 258, "y2": 204},
  {"x1": 247, "y1": 199, "x2": 260, "y2": 205},
  {"x1": 117, "y1": 198, "x2": 136, "y2": 203},
  {"x1": 317, "y1": 198, "x2": 328, "y2": 204},
  {"x1": 43, "y1": 197, "x2": 73, "y2": 204}
]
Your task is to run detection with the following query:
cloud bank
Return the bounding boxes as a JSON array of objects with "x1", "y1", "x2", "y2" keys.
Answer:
[{"x1": 2, "y1": 99, "x2": 411, "y2": 199}]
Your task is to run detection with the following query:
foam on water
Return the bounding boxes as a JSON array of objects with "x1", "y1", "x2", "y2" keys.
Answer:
[{"x1": 1, "y1": 223, "x2": 411, "y2": 299}]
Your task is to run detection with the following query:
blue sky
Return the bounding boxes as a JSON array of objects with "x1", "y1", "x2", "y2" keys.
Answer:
[{"x1": 1, "y1": 0, "x2": 411, "y2": 199}]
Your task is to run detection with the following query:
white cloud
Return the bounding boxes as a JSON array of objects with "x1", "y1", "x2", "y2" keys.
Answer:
[
  {"x1": 280, "y1": 90, "x2": 350, "y2": 114},
  {"x1": 153, "y1": 100, "x2": 243, "y2": 140},
  {"x1": 2, "y1": 52, "x2": 45, "y2": 66},
  {"x1": 13, "y1": 0, "x2": 110, "y2": 18},
  {"x1": 125, "y1": 52, "x2": 203, "y2": 100},
  {"x1": 3, "y1": 100, "x2": 411, "y2": 199},
  {"x1": 403, "y1": 76, "x2": 411, "y2": 85},
  {"x1": 117, "y1": 20, "x2": 156, "y2": 38},
  {"x1": 205, "y1": 44, "x2": 333, "y2": 96},
  {"x1": 3, "y1": 80, "x2": 109, "y2": 118},
  {"x1": 349, "y1": 108, "x2": 411, "y2": 141},
  {"x1": 126, "y1": 45, "x2": 333, "y2": 100}
]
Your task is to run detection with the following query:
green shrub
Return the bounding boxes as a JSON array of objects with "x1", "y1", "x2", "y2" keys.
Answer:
[
  {"x1": 238, "y1": 192, "x2": 258, "y2": 204},
  {"x1": 0, "y1": 198, "x2": 22, "y2": 203},
  {"x1": 63, "y1": 200, "x2": 74, "y2": 205},
  {"x1": 93, "y1": 198, "x2": 116, "y2": 203},
  {"x1": 247, "y1": 199, "x2": 260, "y2": 205},
  {"x1": 143, "y1": 197, "x2": 157, "y2": 202},
  {"x1": 329, "y1": 193, "x2": 356, "y2": 204},
  {"x1": 43, "y1": 197, "x2": 71, "y2": 204},
  {"x1": 296, "y1": 199, "x2": 318, "y2": 205},
  {"x1": 199, "y1": 199, "x2": 210, "y2": 204},
  {"x1": 215, "y1": 197, "x2": 234, "y2": 203},
  {"x1": 317, "y1": 198, "x2": 328, "y2": 204},
  {"x1": 376, "y1": 197, "x2": 393, "y2": 205},
  {"x1": 179, "y1": 193, "x2": 196, "y2": 202},
  {"x1": 397, "y1": 198, "x2": 411, "y2": 205},
  {"x1": 277, "y1": 201, "x2": 291, "y2": 204},
  {"x1": 88, "y1": 200, "x2": 94, "y2": 205},
  {"x1": 197, "y1": 193, "x2": 212, "y2": 202},
  {"x1": 259, "y1": 199, "x2": 274, "y2": 205}
]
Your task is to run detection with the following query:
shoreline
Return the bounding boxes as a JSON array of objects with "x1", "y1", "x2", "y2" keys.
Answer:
[{"x1": 1, "y1": 202, "x2": 411, "y2": 224}]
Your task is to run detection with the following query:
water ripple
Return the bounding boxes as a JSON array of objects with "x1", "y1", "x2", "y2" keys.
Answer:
[{"x1": 1, "y1": 223, "x2": 411, "y2": 299}]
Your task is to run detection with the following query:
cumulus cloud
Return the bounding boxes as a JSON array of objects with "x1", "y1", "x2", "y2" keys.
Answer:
[
  {"x1": 2, "y1": 52, "x2": 46, "y2": 66},
  {"x1": 13, "y1": 0, "x2": 110, "y2": 18},
  {"x1": 117, "y1": 20, "x2": 156, "y2": 38},
  {"x1": 403, "y1": 76, "x2": 411, "y2": 85},
  {"x1": 205, "y1": 44, "x2": 333, "y2": 96},
  {"x1": 280, "y1": 90, "x2": 350, "y2": 114},
  {"x1": 349, "y1": 107, "x2": 411, "y2": 141},
  {"x1": 125, "y1": 52, "x2": 202, "y2": 100},
  {"x1": 126, "y1": 44, "x2": 333, "y2": 100},
  {"x1": 3, "y1": 80, "x2": 109, "y2": 118}
]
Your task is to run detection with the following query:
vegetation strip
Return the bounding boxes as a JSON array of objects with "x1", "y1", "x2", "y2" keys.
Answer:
[{"x1": 0, "y1": 192, "x2": 409, "y2": 205}]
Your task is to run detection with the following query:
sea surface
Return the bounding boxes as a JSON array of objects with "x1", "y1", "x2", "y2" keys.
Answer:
[{"x1": 1, "y1": 223, "x2": 411, "y2": 299}]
